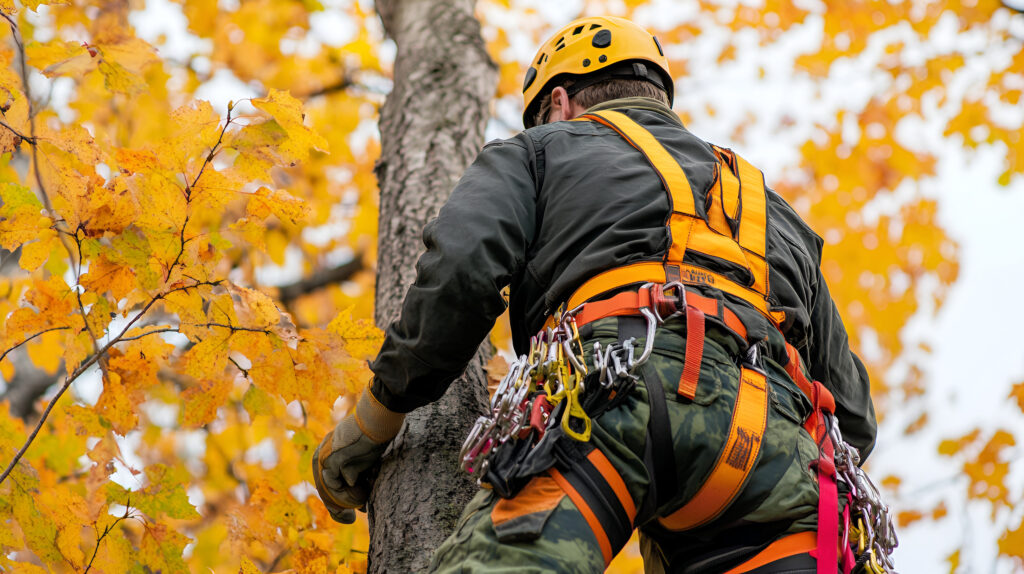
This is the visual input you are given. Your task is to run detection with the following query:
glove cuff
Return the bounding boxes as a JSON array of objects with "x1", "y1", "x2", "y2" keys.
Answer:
[{"x1": 353, "y1": 386, "x2": 405, "y2": 444}]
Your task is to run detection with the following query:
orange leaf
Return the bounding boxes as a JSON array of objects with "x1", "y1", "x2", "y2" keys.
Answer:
[{"x1": 1009, "y1": 381, "x2": 1024, "y2": 413}]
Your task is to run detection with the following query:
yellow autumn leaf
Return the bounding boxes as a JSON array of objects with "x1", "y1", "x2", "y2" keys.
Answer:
[
  {"x1": 18, "y1": 228, "x2": 59, "y2": 272},
  {"x1": 327, "y1": 306, "x2": 384, "y2": 360},
  {"x1": 234, "y1": 285, "x2": 282, "y2": 328},
  {"x1": 25, "y1": 39, "x2": 94, "y2": 78},
  {"x1": 98, "y1": 58, "x2": 147, "y2": 94},
  {"x1": 251, "y1": 88, "x2": 329, "y2": 161},
  {"x1": 181, "y1": 376, "x2": 233, "y2": 428},
  {"x1": 246, "y1": 186, "x2": 310, "y2": 227},
  {"x1": 239, "y1": 556, "x2": 262, "y2": 574}
]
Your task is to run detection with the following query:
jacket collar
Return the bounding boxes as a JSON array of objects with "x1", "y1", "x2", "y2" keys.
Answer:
[{"x1": 581, "y1": 97, "x2": 684, "y2": 128}]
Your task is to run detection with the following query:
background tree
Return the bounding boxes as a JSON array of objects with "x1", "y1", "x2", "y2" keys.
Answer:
[{"x1": 368, "y1": 0, "x2": 495, "y2": 571}]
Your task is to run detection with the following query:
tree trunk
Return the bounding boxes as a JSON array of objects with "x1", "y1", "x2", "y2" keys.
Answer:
[{"x1": 369, "y1": 0, "x2": 497, "y2": 571}]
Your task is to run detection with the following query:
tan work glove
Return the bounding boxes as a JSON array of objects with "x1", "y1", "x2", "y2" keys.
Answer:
[{"x1": 312, "y1": 387, "x2": 405, "y2": 524}]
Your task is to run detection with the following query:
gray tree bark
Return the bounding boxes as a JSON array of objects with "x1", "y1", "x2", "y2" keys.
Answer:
[{"x1": 369, "y1": 0, "x2": 497, "y2": 572}]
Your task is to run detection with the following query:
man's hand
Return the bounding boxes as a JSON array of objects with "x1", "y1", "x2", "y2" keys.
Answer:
[{"x1": 311, "y1": 386, "x2": 405, "y2": 524}]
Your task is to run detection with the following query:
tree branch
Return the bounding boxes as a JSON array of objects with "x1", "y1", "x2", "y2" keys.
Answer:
[
  {"x1": 116, "y1": 327, "x2": 178, "y2": 343},
  {"x1": 299, "y1": 77, "x2": 354, "y2": 100},
  {"x1": 166, "y1": 107, "x2": 234, "y2": 282},
  {"x1": 0, "y1": 326, "x2": 70, "y2": 365},
  {"x1": 0, "y1": 118, "x2": 35, "y2": 145},
  {"x1": 0, "y1": 295, "x2": 162, "y2": 486},
  {"x1": 276, "y1": 257, "x2": 364, "y2": 304},
  {"x1": 82, "y1": 499, "x2": 132, "y2": 574},
  {"x1": 2, "y1": 11, "x2": 79, "y2": 271},
  {"x1": 197, "y1": 322, "x2": 271, "y2": 334}
]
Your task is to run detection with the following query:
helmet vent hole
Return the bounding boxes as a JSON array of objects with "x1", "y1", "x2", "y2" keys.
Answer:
[
  {"x1": 589, "y1": 24, "x2": 602, "y2": 30},
  {"x1": 523, "y1": 67, "x2": 537, "y2": 91},
  {"x1": 537, "y1": 53, "x2": 545, "y2": 65},
  {"x1": 573, "y1": 25, "x2": 584, "y2": 35},
  {"x1": 653, "y1": 36, "x2": 665, "y2": 56}
]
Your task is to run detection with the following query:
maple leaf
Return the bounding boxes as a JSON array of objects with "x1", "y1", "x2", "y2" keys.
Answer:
[
  {"x1": 106, "y1": 463, "x2": 199, "y2": 521},
  {"x1": 252, "y1": 88, "x2": 329, "y2": 162},
  {"x1": 25, "y1": 40, "x2": 94, "y2": 78},
  {"x1": 999, "y1": 516, "x2": 1024, "y2": 563},
  {"x1": 1009, "y1": 381, "x2": 1024, "y2": 413},
  {"x1": 181, "y1": 376, "x2": 233, "y2": 428},
  {"x1": 327, "y1": 306, "x2": 383, "y2": 360}
]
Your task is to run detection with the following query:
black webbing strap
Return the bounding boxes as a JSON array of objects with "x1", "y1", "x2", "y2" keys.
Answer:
[
  {"x1": 640, "y1": 361, "x2": 676, "y2": 520},
  {"x1": 552, "y1": 444, "x2": 635, "y2": 564}
]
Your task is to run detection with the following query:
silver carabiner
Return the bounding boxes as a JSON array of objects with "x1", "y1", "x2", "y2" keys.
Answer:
[{"x1": 633, "y1": 307, "x2": 659, "y2": 368}]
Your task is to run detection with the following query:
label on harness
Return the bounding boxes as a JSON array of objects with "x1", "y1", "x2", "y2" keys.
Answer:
[
  {"x1": 681, "y1": 267, "x2": 717, "y2": 286},
  {"x1": 725, "y1": 427, "x2": 761, "y2": 471}
]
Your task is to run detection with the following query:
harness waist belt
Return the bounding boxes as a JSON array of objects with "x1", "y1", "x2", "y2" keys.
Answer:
[{"x1": 548, "y1": 286, "x2": 748, "y2": 343}]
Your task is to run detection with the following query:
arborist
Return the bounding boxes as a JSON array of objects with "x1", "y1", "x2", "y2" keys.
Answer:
[{"x1": 313, "y1": 15, "x2": 896, "y2": 573}]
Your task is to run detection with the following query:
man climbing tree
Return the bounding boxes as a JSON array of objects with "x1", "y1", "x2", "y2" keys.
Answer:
[{"x1": 313, "y1": 16, "x2": 892, "y2": 573}]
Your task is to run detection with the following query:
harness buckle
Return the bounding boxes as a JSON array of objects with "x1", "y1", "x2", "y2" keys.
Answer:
[{"x1": 647, "y1": 281, "x2": 687, "y2": 323}]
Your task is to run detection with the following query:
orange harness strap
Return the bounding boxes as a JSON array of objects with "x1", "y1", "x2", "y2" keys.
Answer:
[
  {"x1": 658, "y1": 366, "x2": 770, "y2": 531},
  {"x1": 574, "y1": 111, "x2": 785, "y2": 327},
  {"x1": 722, "y1": 532, "x2": 818, "y2": 574},
  {"x1": 678, "y1": 305, "x2": 705, "y2": 400},
  {"x1": 549, "y1": 447, "x2": 637, "y2": 566}
]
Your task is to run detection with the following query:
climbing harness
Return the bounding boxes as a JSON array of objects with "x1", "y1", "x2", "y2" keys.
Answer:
[
  {"x1": 831, "y1": 413, "x2": 899, "y2": 573},
  {"x1": 462, "y1": 108, "x2": 899, "y2": 571},
  {"x1": 460, "y1": 299, "x2": 657, "y2": 485}
]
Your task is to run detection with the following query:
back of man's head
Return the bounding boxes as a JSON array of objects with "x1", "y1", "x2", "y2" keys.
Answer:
[{"x1": 532, "y1": 77, "x2": 670, "y2": 128}]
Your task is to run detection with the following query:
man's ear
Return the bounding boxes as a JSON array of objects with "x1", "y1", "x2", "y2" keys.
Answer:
[{"x1": 548, "y1": 86, "x2": 571, "y2": 123}]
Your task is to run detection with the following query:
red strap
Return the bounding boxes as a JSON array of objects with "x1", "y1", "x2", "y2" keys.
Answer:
[
  {"x1": 841, "y1": 493, "x2": 856, "y2": 573},
  {"x1": 814, "y1": 432, "x2": 838, "y2": 574},
  {"x1": 677, "y1": 305, "x2": 705, "y2": 399}
]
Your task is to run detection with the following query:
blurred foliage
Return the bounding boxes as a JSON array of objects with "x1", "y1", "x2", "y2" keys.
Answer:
[{"x1": 0, "y1": 0, "x2": 1021, "y2": 572}]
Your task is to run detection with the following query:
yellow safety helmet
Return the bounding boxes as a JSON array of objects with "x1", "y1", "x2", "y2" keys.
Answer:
[{"x1": 522, "y1": 16, "x2": 673, "y2": 129}]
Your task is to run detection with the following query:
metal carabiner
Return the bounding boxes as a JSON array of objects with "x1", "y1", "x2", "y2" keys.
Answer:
[{"x1": 634, "y1": 307, "x2": 659, "y2": 368}]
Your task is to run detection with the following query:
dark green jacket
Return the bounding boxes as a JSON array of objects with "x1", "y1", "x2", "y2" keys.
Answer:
[{"x1": 369, "y1": 97, "x2": 877, "y2": 458}]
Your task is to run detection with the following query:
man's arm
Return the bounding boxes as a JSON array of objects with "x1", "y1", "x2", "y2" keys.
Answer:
[
  {"x1": 807, "y1": 271, "x2": 878, "y2": 460},
  {"x1": 369, "y1": 135, "x2": 538, "y2": 412}
]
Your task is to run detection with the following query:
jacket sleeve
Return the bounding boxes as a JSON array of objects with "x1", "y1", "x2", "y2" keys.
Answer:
[
  {"x1": 807, "y1": 270, "x2": 878, "y2": 461},
  {"x1": 368, "y1": 136, "x2": 537, "y2": 413}
]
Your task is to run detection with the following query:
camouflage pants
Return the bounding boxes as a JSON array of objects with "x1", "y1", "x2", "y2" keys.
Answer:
[{"x1": 431, "y1": 317, "x2": 822, "y2": 573}]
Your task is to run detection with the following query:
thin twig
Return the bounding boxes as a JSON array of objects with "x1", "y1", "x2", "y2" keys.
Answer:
[
  {"x1": 0, "y1": 118, "x2": 35, "y2": 144},
  {"x1": 199, "y1": 322, "x2": 271, "y2": 333},
  {"x1": 0, "y1": 326, "x2": 71, "y2": 364},
  {"x1": 228, "y1": 356, "x2": 250, "y2": 379},
  {"x1": 73, "y1": 230, "x2": 101, "y2": 353},
  {"x1": 116, "y1": 327, "x2": 178, "y2": 343},
  {"x1": 190, "y1": 106, "x2": 233, "y2": 193},
  {"x1": 164, "y1": 108, "x2": 233, "y2": 282},
  {"x1": 82, "y1": 500, "x2": 132, "y2": 574},
  {"x1": 0, "y1": 295, "x2": 162, "y2": 486},
  {"x1": 1, "y1": 11, "x2": 78, "y2": 272}
]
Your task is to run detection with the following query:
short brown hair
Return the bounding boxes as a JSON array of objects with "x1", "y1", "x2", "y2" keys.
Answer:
[{"x1": 534, "y1": 78, "x2": 670, "y2": 127}]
